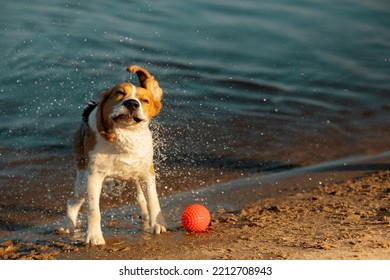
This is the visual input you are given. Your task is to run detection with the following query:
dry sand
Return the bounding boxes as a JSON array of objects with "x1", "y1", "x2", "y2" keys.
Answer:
[{"x1": 1, "y1": 168, "x2": 389, "y2": 260}]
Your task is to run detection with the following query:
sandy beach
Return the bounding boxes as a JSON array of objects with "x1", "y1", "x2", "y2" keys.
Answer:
[{"x1": 1, "y1": 152, "x2": 389, "y2": 260}]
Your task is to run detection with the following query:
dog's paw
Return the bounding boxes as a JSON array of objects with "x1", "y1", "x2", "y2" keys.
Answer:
[
  {"x1": 57, "y1": 222, "x2": 78, "y2": 235},
  {"x1": 141, "y1": 220, "x2": 151, "y2": 231},
  {"x1": 150, "y1": 223, "x2": 167, "y2": 235},
  {"x1": 149, "y1": 212, "x2": 168, "y2": 234},
  {"x1": 55, "y1": 227, "x2": 71, "y2": 235},
  {"x1": 86, "y1": 230, "x2": 105, "y2": 245}
]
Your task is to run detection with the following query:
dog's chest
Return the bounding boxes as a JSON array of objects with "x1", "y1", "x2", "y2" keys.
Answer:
[{"x1": 90, "y1": 127, "x2": 154, "y2": 179}]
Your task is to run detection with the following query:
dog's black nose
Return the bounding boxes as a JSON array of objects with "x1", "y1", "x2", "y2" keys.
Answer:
[{"x1": 123, "y1": 99, "x2": 140, "y2": 111}]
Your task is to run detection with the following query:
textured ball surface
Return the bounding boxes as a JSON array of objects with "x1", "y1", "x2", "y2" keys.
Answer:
[{"x1": 181, "y1": 204, "x2": 211, "y2": 232}]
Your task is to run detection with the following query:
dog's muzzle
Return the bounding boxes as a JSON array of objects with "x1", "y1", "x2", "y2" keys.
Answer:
[
  {"x1": 110, "y1": 99, "x2": 145, "y2": 124},
  {"x1": 123, "y1": 99, "x2": 140, "y2": 112}
]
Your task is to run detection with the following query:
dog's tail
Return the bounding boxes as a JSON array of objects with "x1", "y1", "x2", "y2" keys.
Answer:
[{"x1": 82, "y1": 100, "x2": 98, "y2": 123}]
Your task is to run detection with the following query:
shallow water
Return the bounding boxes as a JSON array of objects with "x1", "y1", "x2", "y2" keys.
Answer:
[{"x1": 0, "y1": 0, "x2": 389, "y2": 233}]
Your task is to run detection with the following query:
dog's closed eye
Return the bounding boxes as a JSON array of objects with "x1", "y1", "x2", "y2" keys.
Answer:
[{"x1": 115, "y1": 90, "x2": 125, "y2": 96}]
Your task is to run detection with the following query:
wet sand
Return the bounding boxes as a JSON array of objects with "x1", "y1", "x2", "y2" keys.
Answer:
[{"x1": 1, "y1": 152, "x2": 389, "y2": 260}]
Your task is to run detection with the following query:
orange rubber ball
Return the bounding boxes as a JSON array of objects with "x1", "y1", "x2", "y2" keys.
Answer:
[{"x1": 181, "y1": 203, "x2": 211, "y2": 232}]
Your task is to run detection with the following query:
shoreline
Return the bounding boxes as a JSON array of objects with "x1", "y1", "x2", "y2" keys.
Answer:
[{"x1": 1, "y1": 152, "x2": 389, "y2": 260}]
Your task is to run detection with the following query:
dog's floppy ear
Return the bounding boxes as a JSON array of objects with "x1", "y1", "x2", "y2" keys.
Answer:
[
  {"x1": 96, "y1": 89, "x2": 115, "y2": 142},
  {"x1": 127, "y1": 65, "x2": 163, "y2": 101}
]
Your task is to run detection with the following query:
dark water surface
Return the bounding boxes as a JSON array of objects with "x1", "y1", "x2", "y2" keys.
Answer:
[{"x1": 0, "y1": 0, "x2": 389, "y2": 232}]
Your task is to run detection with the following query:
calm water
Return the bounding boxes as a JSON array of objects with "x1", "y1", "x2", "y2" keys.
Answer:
[{"x1": 0, "y1": 0, "x2": 389, "y2": 231}]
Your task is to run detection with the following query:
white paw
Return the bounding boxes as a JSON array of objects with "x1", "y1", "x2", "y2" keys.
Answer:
[
  {"x1": 150, "y1": 223, "x2": 167, "y2": 234},
  {"x1": 141, "y1": 220, "x2": 151, "y2": 231},
  {"x1": 58, "y1": 218, "x2": 76, "y2": 234},
  {"x1": 86, "y1": 230, "x2": 105, "y2": 245},
  {"x1": 56, "y1": 227, "x2": 71, "y2": 234}
]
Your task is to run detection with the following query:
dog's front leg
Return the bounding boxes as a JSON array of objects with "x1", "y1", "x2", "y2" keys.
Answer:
[
  {"x1": 145, "y1": 175, "x2": 167, "y2": 234},
  {"x1": 85, "y1": 172, "x2": 106, "y2": 245},
  {"x1": 64, "y1": 169, "x2": 87, "y2": 233},
  {"x1": 135, "y1": 180, "x2": 150, "y2": 230}
]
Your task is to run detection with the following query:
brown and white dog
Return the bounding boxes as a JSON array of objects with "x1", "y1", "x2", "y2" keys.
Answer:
[{"x1": 63, "y1": 65, "x2": 167, "y2": 245}]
